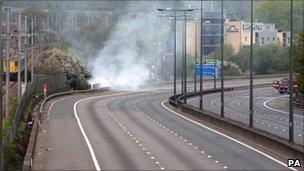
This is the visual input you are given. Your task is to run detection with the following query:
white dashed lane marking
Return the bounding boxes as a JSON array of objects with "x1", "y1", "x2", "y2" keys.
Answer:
[
  {"x1": 132, "y1": 100, "x2": 228, "y2": 169},
  {"x1": 104, "y1": 98, "x2": 166, "y2": 170}
]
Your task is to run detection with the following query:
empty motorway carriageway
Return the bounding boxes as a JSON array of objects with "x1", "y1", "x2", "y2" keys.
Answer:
[
  {"x1": 31, "y1": 78, "x2": 303, "y2": 171},
  {"x1": 2, "y1": 1, "x2": 303, "y2": 171}
]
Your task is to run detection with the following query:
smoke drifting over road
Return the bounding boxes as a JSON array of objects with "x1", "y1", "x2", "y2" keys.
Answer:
[
  {"x1": 89, "y1": 3, "x2": 164, "y2": 91},
  {"x1": 89, "y1": 16, "x2": 149, "y2": 90}
]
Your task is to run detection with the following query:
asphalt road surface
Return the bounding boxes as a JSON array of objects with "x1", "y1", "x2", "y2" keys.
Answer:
[
  {"x1": 33, "y1": 86, "x2": 297, "y2": 170},
  {"x1": 187, "y1": 87, "x2": 304, "y2": 145}
]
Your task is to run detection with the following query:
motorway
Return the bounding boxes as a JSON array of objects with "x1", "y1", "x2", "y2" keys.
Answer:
[
  {"x1": 32, "y1": 79, "x2": 299, "y2": 170},
  {"x1": 187, "y1": 87, "x2": 304, "y2": 145}
]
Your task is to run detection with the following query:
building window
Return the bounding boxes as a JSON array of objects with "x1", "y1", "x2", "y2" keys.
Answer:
[
  {"x1": 273, "y1": 37, "x2": 275, "y2": 41},
  {"x1": 245, "y1": 37, "x2": 248, "y2": 41},
  {"x1": 267, "y1": 37, "x2": 270, "y2": 41},
  {"x1": 277, "y1": 37, "x2": 280, "y2": 41}
]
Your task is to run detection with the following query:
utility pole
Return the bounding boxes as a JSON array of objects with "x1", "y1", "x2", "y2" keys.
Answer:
[
  {"x1": 34, "y1": 15, "x2": 37, "y2": 47},
  {"x1": 5, "y1": 7, "x2": 10, "y2": 119},
  {"x1": 18, "y1": 11, "x2": 21, "y2": 102},
  {"x1": 72, "y1": 11, "x2": 75, "y2": 45},
  {"x1": 47, "y1": 17, "x2": 50, "y2": 48},
  {"x1": 24, "y1": 16, "x2": 28, "y2": 85},
  {"x1": 0, "y1": 0, "x2": 4, "y2": 169},
  {"x1": 59, "y1": 2, "x2": 63, "y2": 44},
  {"x1": 31, "y1": 18, "x2": 34, "y2": 83}
]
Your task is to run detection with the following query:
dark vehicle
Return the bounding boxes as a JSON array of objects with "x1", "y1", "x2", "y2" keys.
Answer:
[{"x1": 273, "y1": 78, "x2": 298, "y2": 94}]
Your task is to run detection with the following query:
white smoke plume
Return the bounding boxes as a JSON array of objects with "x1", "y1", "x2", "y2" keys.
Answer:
[{"x1": 89, "y1": 5, "x2": 164, "y2": 91}]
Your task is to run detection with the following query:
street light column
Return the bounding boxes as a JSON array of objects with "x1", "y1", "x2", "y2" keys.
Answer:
[
  {"x1": 220, "y1": 0, "x2": 225, "y2": 118},
  {"x1": 199, "y1": 0, "x2": 203, "y2": 110},
  {"x1": 184, "y1": 11, "x2": 187, "y2": 104},
  {"x1": 249, "y1": 0, "x2": 254, "y2": 126},
  {"x1": 194, "y1": 22, "x2": 197, "y2": 92},
  {"x1": 173, "y1": 11, "x2": 177, "y2": 97},
  {"x1": 289, "y1": 0, "x2": 294, "y2": 143}
]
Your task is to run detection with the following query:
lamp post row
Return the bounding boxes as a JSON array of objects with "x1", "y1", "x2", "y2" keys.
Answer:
[{"x1": 158, "y1": 0, "x2": 295, "y2": 143}]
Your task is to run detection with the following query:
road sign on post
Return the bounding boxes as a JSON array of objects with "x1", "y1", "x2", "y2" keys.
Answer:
[{"x1": 196, "y1": 60, "x2": 219, "y2": 78}]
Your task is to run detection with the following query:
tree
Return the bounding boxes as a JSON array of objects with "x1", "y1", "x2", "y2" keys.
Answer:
[
  {"x1": 224, "y1": 0, "x2": 251, "y2": 20},
  {"x1": 226, "y1": 44, "x2": 289, "y2": 75},
  {"x1": 253, "y1": 44, "x2": 289, "y2": 75},
  {"x1": 293, "y1": 32, "x2": 304, "y2": 93},
  {"x1": 254, "y1": 1, "x2": 304, "y2": 35},
  {"x1": 229, "y1": 47, "x2": 250, "y2": 73}
]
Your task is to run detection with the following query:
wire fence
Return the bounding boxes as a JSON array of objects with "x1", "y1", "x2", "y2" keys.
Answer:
[{"x1": 1, "y1": 73, "x2": 69, "y2": 147}]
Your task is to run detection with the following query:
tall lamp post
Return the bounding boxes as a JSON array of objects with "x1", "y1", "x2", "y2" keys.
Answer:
[
  {"x1": 199, "y1": 0, "x2": 203, "y2": 109},
  {"x1": 158, "y1": 8, "x2": 195, "y2": 102},
  {"x1": 249, "y1": 0, "x2": 254, "y2": 126},
  {"x1": 289, "y1": 0, "x2": 294, "y2": 143},
  {"x1": 220, "y1": 0, "x2": 224, "y2": 118}
]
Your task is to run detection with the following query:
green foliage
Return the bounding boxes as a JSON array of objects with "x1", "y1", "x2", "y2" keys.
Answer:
[
  {"x1": 254, "y1": 1, "x2": 304, "y2": 34},
  {"x1": 2, "y1": 97, "x2": 18, "y2": 139},
  {"x1": 4, "y1": 94, "x2": 41, "y2": 170},
  {"x1": 293, "y1": 32, "x2": 304, "y2": 93},
  {"x1": 175, "y1": 55, "x2": 195, "y2": 78},
  {"x1": 224, "y1": 1, "x2": 251, "y2": 20},
  {"x1": 229, "y1": 47, "x2": 250, "y2": 73},
  {"x1": 228, "y1": 44, "x2": 289, "y2": 75},
  {"x1": 74, "y1": 23, "x2": 115, "y2": 58},
  {"x1": 5, "y1": 122, "x2": 31, "y2": 171},
  {"x1": 213, "y1": 44, "x2": 235, "y2": 60},
  {"x1": 49, "y1": 43, "x2": 71, "y2": 53},
  {"x1": 253, "y1": 44, "x2": 289, "y2": 75},
  {"x1": 4, "y1": 142, "x2": 23, "y2": 171}
]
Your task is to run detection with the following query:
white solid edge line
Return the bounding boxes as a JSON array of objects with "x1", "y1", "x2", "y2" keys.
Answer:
[
  {"x1": 47, "y1": 96, "x2": 72, "y2": 115},
  {"x1": 72, "y1": 91, "x2": 130, "y2": 171},
  {"x1": 161, "y1": 100, "x2": 297, "y2": 171},
  {"x1": 263, "y1": 95, "x2": 303, "y2": 119},
  {"x1": 74, "y1": 97, "x2": 101, "y2": 171}
]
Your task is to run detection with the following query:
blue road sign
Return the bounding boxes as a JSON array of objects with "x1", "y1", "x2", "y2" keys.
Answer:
[{"x1": 196, "y1": 64, "x2": 219, "y2": 78}]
